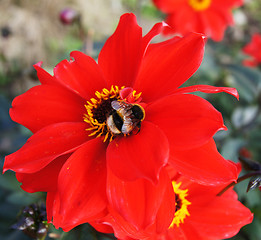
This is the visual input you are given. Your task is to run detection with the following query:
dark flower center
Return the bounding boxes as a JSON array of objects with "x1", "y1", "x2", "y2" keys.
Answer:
[
  {"x1": 92, "y1": 98, "x2": 116, "y2": 124},
  {"x1": 175, "y1": 194, "x2": 182, "y2": 212}
]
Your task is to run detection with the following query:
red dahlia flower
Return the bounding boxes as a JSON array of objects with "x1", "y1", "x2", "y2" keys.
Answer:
[
  {"x1": 4, "y1": 13, "x2": 239, "y2": 230},
  {"x1": 242, "y1": 33, "x2": 261, "y2": 67},
  {"x1": 152, "y1": 0, "x2": 243, "y2": 41},
  {"x1": 92, "y1": 170, "x2": 253, "y2": 240}
]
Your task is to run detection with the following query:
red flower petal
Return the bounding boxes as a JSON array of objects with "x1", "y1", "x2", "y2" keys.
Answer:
[
  {"x1": 10, "y1": 84, "x2": 86, "y2": 133},
  {"x1": 174, "y1": 84, "x2": 239, "y2": 99},
  {"x1": 167, "y1": 6, "x2": 204, "y2": 37},
  {"x1": 3, "y1": 122, "x2": 90, "y2": 174},
  {"x1": 170, "y1": 139, "x2": 238, "y2": 185},
  {"x1": 47, "y1": 191, "x2": 70, "y2": 228},
  {"x1": 134, "y1": 33, "x2": 205, "y2": 102},
  {"x1": 90, "y1": 221, "x2": 114, "y2": 234},
  {"x1": 101, "y1": 209, "x2": 149, "y2": 240},
  {"x1": 242, "y1": 59, "x2": 259, "y2": 67},
  {"x1": 55, "y1": 138, "x2": 108, "y2": 231},
  {"x1": 212, "y1": 0, "x2": 243, "y2": 9},
  {"x1": 242, "y1": 34, "x2": 261, "y2": 64},
  {"x1": 150, "y1": 175, "x2": 176, "y2": 234},
  {"x1": 152, "y1": 0, "x2": 186, "y2": 12},
  {"x1": 201, "y1": 8, "x2": 230, "y2": 41},
  {"x1": 46, "y1": 191, "x2": 58, "y2": 222},
  {"x1": 107, "y1": 167, "x2": 175, "y2": 232},
  {"x1": 243, "y1": 34, "x2": 261, "y2": 56},
  {"x1": 146, "y1": 93, "x2": 225, "y2": 151},
  {"x1": 106, "y1": 121, "x2": 169, "y2": 183},
  {"x1": 53, "y1": 51, "x2": 107, "y2": 100},
  {"x1": 16, "y1": 154, "x2": 69, "y2": 193},
  {"x1": 142, "y1": 21, "x2": 172, "y2": 53},
  {"x1": 166, "y1": 222, "x2": 202, "y2": 240},
  {"x1": 34, "y1": 62, "x2": 58, "y2": 85},
  {"x1": 98, "y1": 13, "x2": 143, "y2": 87},
  {"x1": 188, "y1": 194, "x2": 253, "y2": 239}
]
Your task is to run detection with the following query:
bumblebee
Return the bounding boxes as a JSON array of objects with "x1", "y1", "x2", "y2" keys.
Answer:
[{"x1": 106, "y1": 100, "x2": 145, "y2": 135}]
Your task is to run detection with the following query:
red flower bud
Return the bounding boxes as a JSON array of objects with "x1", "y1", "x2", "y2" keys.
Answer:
[{"x1": 59, "y1": 8, "x2": 80, "y2": 25}]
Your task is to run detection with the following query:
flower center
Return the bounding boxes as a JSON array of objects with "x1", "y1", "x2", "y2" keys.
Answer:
[
  {"x1": 169, "y1": 181, "x2": 191, "y2": 228},
  {"x1": 84, "y1": 86, "x2": 144, "y2": 142},
  {"x1": 188, "y1": 0, "x2": 211, "y2": 11}
]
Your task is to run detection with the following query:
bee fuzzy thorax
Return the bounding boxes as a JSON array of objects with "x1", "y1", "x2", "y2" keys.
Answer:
[{"x1": 107, "y1": 100, "x2": 145, "y2": 135}]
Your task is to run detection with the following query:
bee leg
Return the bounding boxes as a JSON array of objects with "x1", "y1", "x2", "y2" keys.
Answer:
[{"x1": 133, "y1": 122, "x2": 141, "y2": 135}]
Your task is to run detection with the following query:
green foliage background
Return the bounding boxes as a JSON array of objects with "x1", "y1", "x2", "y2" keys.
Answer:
[{"x1": 1, "y1": 0, "x2": 261, "y2": 239}]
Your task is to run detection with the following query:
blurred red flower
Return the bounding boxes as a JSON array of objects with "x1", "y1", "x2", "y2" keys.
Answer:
[
  {"x1": 92, "y1": 170, "x2": 253, "y2": 240},
  {"x1": 152, "y1": 0, "x2": 243, "y2": 41},
  {"x1": 4, "y1": 13, "x2": 239, "y2": 230},
  {"x1": 242, "y1": 33, "x2": 261, "y2": 67}
]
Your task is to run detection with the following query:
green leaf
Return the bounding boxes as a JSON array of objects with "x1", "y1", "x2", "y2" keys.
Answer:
[
  {"x1": 6, "y1": 191, "x2": 41, "y2": 206},
  {"x1": 0, "y1": 172, "x2": 21, "y2": 192},
  {"x1": 224, "y1": 64, "x2": 261, "y2": 102},
  {"x1": 231, "y1": 106, "x2": 259, "y2": 128},
  {"x1": 220, "y1": 138, "x2": 246, "y2": 162}
]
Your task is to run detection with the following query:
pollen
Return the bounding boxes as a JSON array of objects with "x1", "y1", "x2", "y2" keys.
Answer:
[
  {"x1": 83, "y1": 86, "x2": 142, "y2": 142},
  {"x1": 169, "y1": 181, "x2": 191, "y2": 228},
  {"x1": 188, "y1": 0, "x2": 211, "y2": 11}
]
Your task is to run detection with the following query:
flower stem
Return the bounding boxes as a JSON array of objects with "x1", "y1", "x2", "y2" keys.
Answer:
[{"x1": 217, "y1": 171, "x2": 261, "y2": 196}]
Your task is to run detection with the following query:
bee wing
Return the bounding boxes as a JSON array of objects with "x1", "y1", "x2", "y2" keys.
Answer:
[
  {"x1": 111, "y1": 100, "x2": 132, "y2": 111},
  {"x1": 121, "y1": 117, "x2": 134, "y2": 134},
  {"x1": 111, "y1": 100, "x2": 122, "y2": 110}
]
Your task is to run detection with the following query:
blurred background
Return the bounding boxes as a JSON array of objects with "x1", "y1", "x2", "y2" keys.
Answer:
[{"x1": 1, "y1": 0, "x2": 261, "y2": 239}]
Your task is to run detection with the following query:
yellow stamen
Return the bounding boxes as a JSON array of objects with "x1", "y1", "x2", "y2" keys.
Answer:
[
  {"x1": 188, "y1": 0, "x2": 211, "y2": 11},
  {"x1": 169, "y1": 181, "x2": 191, "y2": 228},
  {"x1": 132, "y1": 90, "x2": 142, "y2": 101},
  {"x1": 84, "y1": 86, "x2": 123, "y2": 142}
]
